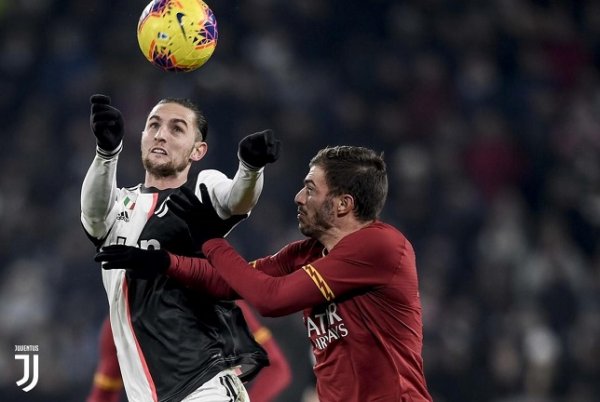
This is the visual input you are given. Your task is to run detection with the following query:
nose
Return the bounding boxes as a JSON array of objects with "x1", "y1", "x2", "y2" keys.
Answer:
[
  {"x1": 154, "y1": 126, "x2": 167, "y2": 140},
  {"x1": 294, "y1": 188, "x2": 305, "y2": 205}
]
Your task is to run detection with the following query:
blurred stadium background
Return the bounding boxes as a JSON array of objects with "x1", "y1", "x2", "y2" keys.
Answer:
[{"x1": 0, "y1": 0, "x2": 599, "y2": 401}]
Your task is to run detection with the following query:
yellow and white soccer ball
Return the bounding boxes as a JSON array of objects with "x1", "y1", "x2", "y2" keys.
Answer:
[{"x1": 137, "y1": 0, "x2": 218, "y2": 72}]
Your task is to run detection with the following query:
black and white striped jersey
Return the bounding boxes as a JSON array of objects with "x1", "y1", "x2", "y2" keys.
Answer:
[{"x1": 82, "y1": 158, "x2": 268, "y2": 402}]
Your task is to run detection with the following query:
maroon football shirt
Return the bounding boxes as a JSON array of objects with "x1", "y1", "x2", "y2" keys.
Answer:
[{"x1": 198, "y1": 221, "x2": 432, "y2": 402}]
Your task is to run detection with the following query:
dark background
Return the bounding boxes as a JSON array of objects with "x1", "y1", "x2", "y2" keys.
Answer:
[{"x1": 0, "y1": 0, "x2": 599, "y2": 401}]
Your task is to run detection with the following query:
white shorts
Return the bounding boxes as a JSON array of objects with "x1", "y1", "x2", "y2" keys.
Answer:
[{"x1": 181, "y1": 369, "x2": 250, "y2": 402}]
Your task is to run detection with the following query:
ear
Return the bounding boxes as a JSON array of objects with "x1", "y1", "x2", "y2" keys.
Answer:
[
  {"x1": 336, "y1": 194, "x2": 355, "y2": 216},
  {"x1": 190, "y1": 141, "x2": 208, "y2": 162}
]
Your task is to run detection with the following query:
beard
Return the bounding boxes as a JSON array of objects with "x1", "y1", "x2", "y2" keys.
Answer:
[
  {"x1": 299, "y1": 197, "x2": 335, "y2": 238},
  {"x1": 142, "y1": 155, "x2": 189, "y2": 178}
]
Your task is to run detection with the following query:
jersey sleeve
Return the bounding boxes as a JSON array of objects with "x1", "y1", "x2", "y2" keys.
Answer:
[
  {"x1": 202, "y1": 239, "x2": 337, "y2": 317},
  {"x1": 202, "y1": 227, "x2": 407, "y2": 316},
  {"x1": 195, "y1": 162, "x2": 263, "y2": 219},
  {"x1": 81, "y1": 153, "x2": 121, "y2": 240},
  {"x1": 250, "y1": 239, "x2": 320, "y2": 277},
  {"x1": 165, "y1": 240, "x2": 315, "y2": 297},
  {"x1": 166, "y1": 253, "x2": 239, "y2": 300}
]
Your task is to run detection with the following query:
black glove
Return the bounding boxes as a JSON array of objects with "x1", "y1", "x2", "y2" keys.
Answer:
[
  {"x1": 237, "y1": 129, "x2": 280, "y2": 168},
  {"x1": 90, "y1": 94, "x2": 125, "y2": 153},
  {"x1": 168, "y1": 184, "x2": 247, "y2": 249},
  {"x1": 95, "y1": 245, "x2": 170, "y2": 279}
]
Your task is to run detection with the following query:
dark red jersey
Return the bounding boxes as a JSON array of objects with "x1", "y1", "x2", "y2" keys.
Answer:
[{"x1": 199, "y1": 221, "x2": 432, "y2": 402}]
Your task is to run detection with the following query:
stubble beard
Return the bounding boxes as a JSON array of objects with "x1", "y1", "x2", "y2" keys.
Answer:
[
  {"x1": 142, "y1": 155, "x2": 189, "y2": 179},
  {"x1": 299, "y1": 197, "x2": 335, "y2": 238}
]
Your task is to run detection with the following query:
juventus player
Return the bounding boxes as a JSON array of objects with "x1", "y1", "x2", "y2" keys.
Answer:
[
  {"x1": 81, "y1": 94, "x2": 279, "y2": 401},
  {"x1": 97, "y1": 146, "x2": 433, "y2": 401},
  {"x1": 86, "y1": 301, "x2": 292, "y2": 402}
]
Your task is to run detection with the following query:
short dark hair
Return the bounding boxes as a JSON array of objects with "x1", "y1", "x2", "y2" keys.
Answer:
[
  {"x1": 157, "y1": 98, "x2": 208, "y2": 142},
  {"x1": 310, "y1": 146, "x2": 388, "y2": 221}
]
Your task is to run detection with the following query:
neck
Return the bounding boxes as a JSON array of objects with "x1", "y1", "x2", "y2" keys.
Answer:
[
  {"x1": 144, "y1": 172, "x2": 188, "y2": 190},
  {"x1": 318, "y1": 219, "x2": 374, "y2": 252}
]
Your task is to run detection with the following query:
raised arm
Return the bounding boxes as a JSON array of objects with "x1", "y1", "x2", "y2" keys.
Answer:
[
  {"x1": 198, "y1": 130, "x2": 280, "y2": 217},
  {"x1": 81, "y1": 95, "x2": 124, "y2": 239}
]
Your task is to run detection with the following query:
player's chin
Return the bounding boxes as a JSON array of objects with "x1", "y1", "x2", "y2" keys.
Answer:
[
  {"x1": 297, "y1": 215, "x2": 309, "y2": 228},
  {"x1": 298, "y1": 222, "x2": 313, "y2": 237},
  {"x1": 143, "y1": 158, "x2": 177, "y2": 177}
]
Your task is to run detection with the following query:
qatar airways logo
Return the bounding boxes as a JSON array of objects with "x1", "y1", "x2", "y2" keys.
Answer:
[{"x1": 306, "y1": 303, "x2": 348, "y2": 350}]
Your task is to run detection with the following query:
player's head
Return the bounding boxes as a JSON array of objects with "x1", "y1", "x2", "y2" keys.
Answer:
[
  {"x1": 141, "y1": 98, "x2": 208, "y2": 179},
  {"x1": 294, "y1": 146, "x2": 388, "y2": 237},
  {"x1": 156, "y1": 98, "x2": 208, "y2": 142}
]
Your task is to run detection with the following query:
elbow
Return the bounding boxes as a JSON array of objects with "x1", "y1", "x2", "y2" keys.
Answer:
[{"x1": 81, "y1": 214, "x2": 109, "y2": 239}]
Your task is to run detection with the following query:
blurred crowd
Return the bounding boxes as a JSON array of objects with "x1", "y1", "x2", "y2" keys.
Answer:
[{"x1": 0, "y1": 0, "x2": 599, "y2": 401}]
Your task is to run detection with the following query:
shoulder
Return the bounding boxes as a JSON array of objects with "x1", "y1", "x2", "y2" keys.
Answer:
[
  {"x1": 196, "y1": 169, "x2": 228, "y2": 183},
  {"x1": 334, "y1": 221, "x2": 412, "y2": 263},
  {"x1": 348, "y1": 221, "x2": 406, "y2": 244},
  {"x1": 117, "y1": 184, "x2": 142, "y2": 200},
  {"x1": 285, "y1": 238, "x2": 322, "y2": 255},
  {"x1": 271, "y1": 238, "x2": 322, "y2": 261},
  {"x1": 191, "y1": 170, "x2": 231, "y2": 194}
]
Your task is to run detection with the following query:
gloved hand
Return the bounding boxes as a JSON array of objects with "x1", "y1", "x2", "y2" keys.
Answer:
[
  {"x1": 95, "y1": 245, "x2": 170, "y2": 279},
  {"x1": 168, "y1": 184, "x2": 247, "y2": 249},
  {"x1": 90, "y1": 94, "x2": 125, "y2": 153},
  {"x1": 237, "y1": 129, "x2": 280, "y2": 168}
]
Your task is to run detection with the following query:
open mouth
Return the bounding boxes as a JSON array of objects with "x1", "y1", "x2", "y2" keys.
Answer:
[{"x1": 150, "y1": 147, "x2": 167, "y2": 155}]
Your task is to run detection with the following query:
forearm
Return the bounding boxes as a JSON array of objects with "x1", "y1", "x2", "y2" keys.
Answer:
[
  {"x1": 203, "y1": 239, "x2": 324, "y2": 317},
  {"x1": 81, "y1": 153, "x2": 119, "y2": 237},
  {"x1": 167, "y1": 253, "x2": 239, "y2": 299},
  {"x1": 223, "y1": 162, "x2": 264, "y2": 215}
]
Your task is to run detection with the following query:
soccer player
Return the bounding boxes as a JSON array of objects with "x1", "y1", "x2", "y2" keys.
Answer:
[
  {"x1": 81, "y1": 94, "x2": 280, "y2": 401},
  {"x1": 86, "y1": 301, "x2": 291, "y2": 402},
  {"x1": 97, "y1": 145, "x2": 434, "y2": 401}
]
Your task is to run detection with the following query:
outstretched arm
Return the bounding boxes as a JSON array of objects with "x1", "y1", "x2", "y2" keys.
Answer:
[
  {"x1": 95, "y1": 239, "x2": 324, "y2": 313},
  {"x1": 81, "y1": 95, "x2": 124, "y2": 239},
  {"x1": 201, "y1": 239, "x2": 328, "y2": 317},
  {"x1": 167, "y1": 253, "x2": 239, "y2": 299},
  {"x1": 199, "y1": 130, "x2": 280, "y2": 217},
  {"x1": 161, "y1": 183, "x2": 326, "y2": 315}
]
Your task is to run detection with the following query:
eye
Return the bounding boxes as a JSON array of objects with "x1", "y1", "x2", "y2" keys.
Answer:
[{"x1": 148, "y1": 122, "x2": 159, "y2": 129}]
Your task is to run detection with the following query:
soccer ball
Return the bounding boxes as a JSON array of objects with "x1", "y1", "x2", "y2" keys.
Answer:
[{"x1": 137, "y1": 0, "x2": 218, "y2": 72}]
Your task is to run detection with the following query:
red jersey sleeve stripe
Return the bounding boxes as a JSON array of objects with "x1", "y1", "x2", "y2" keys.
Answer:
[{"x1": 302, "y1": 264, "x2": 335, "y2": 301}]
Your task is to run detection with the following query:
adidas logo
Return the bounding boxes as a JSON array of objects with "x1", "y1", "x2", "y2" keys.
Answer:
[{"x1": 116, "y1": 211, "x2": 130, "y2": 222}]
